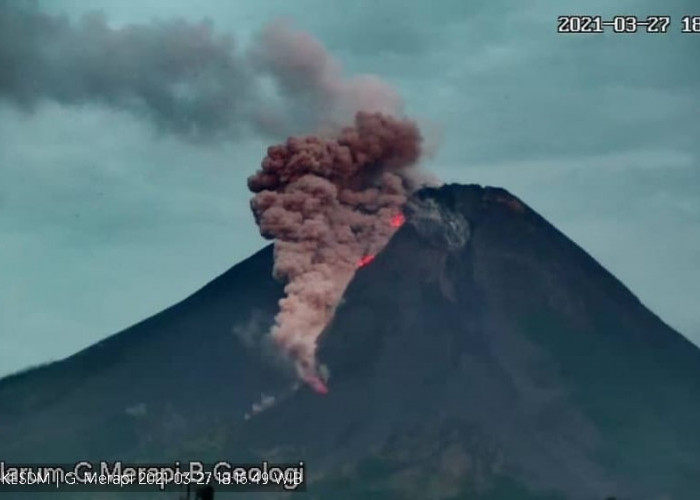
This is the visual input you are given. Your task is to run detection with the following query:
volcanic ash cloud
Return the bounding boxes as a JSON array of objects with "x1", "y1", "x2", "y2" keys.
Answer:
[{"x1": 248, "y1": 111, "x2": 422, "y2": 390}]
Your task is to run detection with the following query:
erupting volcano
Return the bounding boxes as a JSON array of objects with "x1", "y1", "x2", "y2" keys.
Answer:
[
  {"x1": 248, "y1": 111, "x2": 423, "y2": 388},
  {"x1": 4, "y1": 4, "x2": 700, "y2": 500}
]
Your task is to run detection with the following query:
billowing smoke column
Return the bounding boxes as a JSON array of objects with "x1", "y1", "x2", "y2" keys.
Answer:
[{"x1": 248, "y1": 111, "x2": 421, "y2": 391}]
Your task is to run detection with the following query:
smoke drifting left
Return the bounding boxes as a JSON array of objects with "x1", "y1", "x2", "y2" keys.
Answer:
[{"x1": 0, "y1": 4, "x2": 402, "y2": 141}]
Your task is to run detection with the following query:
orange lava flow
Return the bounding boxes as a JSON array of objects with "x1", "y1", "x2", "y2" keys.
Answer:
[
  {"x1": 357, "y1": 255, "x2": 376, "y2": 268},
  {"x1": 390, "y1": 213, "x2": 406, "y2": 228},
  {"x1": 305, "y1": 375, "x2": 329, "y2": 395}
]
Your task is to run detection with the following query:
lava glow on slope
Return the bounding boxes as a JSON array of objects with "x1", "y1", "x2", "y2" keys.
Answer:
[
  {"x1": 305, "y1": 375, "x2": 329, "y2": 395},
  {"x1": 357, "y1": 255, "x2": 376, "y2": 268},
  {"x1": 390, "y1": 213, "x2": 406, "y2": 228},
  {"x1": 356, "y1": 213, "x2": 404, "y2": 268}
]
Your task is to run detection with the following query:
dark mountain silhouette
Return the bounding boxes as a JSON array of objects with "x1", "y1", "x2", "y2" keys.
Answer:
[{"x1": 1, "y1": 184, "x2": 699, "y2": 500}]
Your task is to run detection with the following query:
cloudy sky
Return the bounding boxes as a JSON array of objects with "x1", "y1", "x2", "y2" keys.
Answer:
[{"x1": 1, "y1": 0, "x2": 698, "y2": 378}]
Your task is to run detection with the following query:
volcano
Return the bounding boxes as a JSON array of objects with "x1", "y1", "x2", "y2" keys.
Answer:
[{"x1": 1, "y1": 184, "x2": 699, "y2": 499}]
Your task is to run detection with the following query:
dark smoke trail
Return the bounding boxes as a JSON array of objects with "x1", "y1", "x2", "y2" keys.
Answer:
[
  {"x1": 0, "y1": 5, "x2": 406, "y2": 142},
  {"x1": 0, "y1": 4, "x2": 252, "y2": 140}
]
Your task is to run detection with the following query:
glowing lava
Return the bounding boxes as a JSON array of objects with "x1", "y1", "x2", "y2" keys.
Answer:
[
  {"x1": 390, "y1": 213, "x2": 406, "y2": 228},
  {"x1": 305, "y1": 375, "x2": 329, "y2": 395},
  {"x1": 357, "y1": 255, "x2": 376, "y2": 268}
]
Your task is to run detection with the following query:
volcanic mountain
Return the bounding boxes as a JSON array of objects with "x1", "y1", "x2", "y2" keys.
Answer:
[{"x1": 1, "y1": 184, "x2": 699, "y2": 499}]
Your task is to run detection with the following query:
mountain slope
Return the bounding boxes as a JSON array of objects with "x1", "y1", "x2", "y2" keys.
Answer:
[
  {"x1": 1, "y1": 184, "x2": 699, "y2": 500},
  {"x1": 0, "y1": 243, "x2": 289, "y2": 462}
]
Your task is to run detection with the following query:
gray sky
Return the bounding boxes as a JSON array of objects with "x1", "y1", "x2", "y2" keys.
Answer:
[{"x1": 1, "y1": 0, "x2": 698, "y2": 378}]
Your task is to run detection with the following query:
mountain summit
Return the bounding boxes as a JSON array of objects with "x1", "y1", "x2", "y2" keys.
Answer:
[{"x1": 2, "y1": 184, "x2": 699, "y2": 499}]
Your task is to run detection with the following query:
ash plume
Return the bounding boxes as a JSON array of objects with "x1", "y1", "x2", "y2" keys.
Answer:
[
  {"x1": 0, "y1": 3, "x2": 433, "y2": 389},
  {"x1": 248, "y1": 19, "x2": 403, "y2": 135},
  {"x1": 248, "y1": 111, "x2": 423, "y2": 388}
]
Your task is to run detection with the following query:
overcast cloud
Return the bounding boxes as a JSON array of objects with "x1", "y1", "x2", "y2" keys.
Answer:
[{"x1": 1, "y1": 0, "x2": 698, "y2": 377}]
